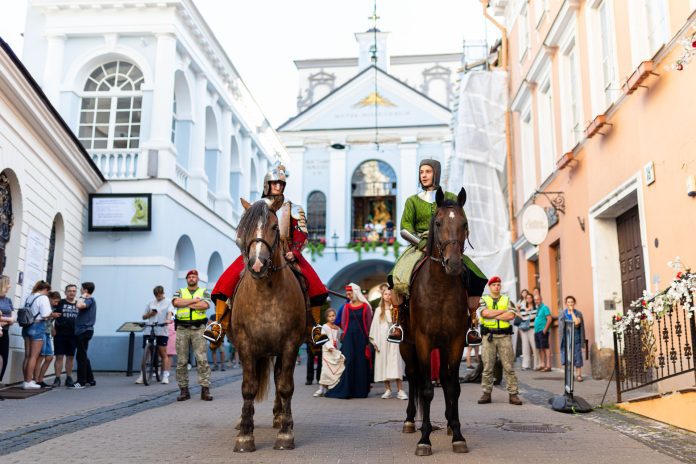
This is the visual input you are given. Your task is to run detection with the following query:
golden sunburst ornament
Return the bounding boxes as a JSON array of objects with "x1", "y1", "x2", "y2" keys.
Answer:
[{"x1": 354, "y1": 92, "x2": 396, "y2": 108}]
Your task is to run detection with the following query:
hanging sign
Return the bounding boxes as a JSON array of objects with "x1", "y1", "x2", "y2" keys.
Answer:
[{"x1": 522, "y1": 204, "x2": 549, "y2": 245}]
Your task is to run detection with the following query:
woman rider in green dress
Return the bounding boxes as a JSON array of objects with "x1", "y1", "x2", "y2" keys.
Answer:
[{"x1": 387, "y1": 159, "x2": 487, "y2": 343}]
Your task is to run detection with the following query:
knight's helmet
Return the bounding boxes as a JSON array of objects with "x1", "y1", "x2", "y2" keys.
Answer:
[
  {"x1": 262, "y1": 163, "x2": 289, "y2": 198},
  {"x1": 418, "y1": 159, "x2": 441, "y2": 189}
]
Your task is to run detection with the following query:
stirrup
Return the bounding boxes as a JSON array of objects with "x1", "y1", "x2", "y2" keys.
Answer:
[
  {"x1": 203, "y1": 321, "x2": 223, "y2": 343},
  {"x1": 466, "y1": 328, "x2": 482, "y2": 346},
  {"x1": 387, "y1": 324, "x2": 403, "y2": 344},
  {"x1": 312, "y1": 325, "x2": 329, "y2": 346}
]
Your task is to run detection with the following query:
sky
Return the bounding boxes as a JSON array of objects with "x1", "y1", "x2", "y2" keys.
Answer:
[{"x1": 0, "y1": 0, "x2": 494, "y2": 127}]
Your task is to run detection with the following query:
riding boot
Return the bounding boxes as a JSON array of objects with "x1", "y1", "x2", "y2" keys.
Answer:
[
  {"x1": 201, "y1": 386, "x2": 213, "y2": 401},
  {"x1": 177, "y1": 387, "x2": 191, "y2": 402},
  {"x1": 205, "y1": 299, "x2": 231, "y2": 349},
  {"x1": 308, "y1": 306, "x2": 329, "y2": 346},
  {"x1": 387, "y1": 303, "x2": 404, "y2": 343}
]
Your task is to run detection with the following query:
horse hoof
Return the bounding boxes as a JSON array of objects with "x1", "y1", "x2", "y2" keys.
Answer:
[
  {"x1": 233, "y1": 436, "x2": 256, "y2": 453},
  {"x1": 415, "y1": 444, "x2": 432, "y2": 456},
  {"x1": 272, "y1": 416, "x2": 282, "y2": 429},
  {"x1": 447, "y1": 426, "x2": 452, "y2": 436},
  {"x1": 403, "y1": 421, "x2": 416, "y2": 433},
  {"x1": 452, "y1": 441, "x2": 469, "y2": 453},
  {"x1": 273, "y1": 433, "x2": 295, "y2": 450}
]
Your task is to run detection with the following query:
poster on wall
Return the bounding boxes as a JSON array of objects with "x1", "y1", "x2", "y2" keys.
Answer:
[
  {"x1": 89, "y1": 193, "x2": 152, "y2": 231},
  {"x1": 22, "y1": 227, "x2": 48, "y2": 303}
]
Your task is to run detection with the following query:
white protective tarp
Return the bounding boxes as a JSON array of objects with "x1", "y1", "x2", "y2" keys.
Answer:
[{"x1": 446, "y1": 69, "x2": 515, "y2": 292}]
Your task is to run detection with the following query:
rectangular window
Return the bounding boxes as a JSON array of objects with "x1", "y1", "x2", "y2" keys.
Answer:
[
  {"x1": 561, "y1": 39, "x2": 583, "y2": 151},
  {"x1": 518, "y1": 4, "x2": 529, "y2": 62},
  {"x1": 645, "y1": 0, "x2": 669, "y2": 55},
  {"x1": 550, "y1": 241, "x2": 562, "y2": 313},
  {"x1": 520, "y1": 110, "x2": 537, "y2": 200},
  {"x1": 534, "y1": 0, "x2": 548, "y2": 27},
  {"x1": 598, "y1": 1, "x2": 617, "y2": 107},
  {"x1": 537, "y1": 80, "x2": 556, "y2": 180}
]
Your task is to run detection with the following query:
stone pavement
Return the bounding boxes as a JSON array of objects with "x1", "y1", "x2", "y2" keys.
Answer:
[{"x1": 1, "y1": 355, "x2": 694, "y2": 464}]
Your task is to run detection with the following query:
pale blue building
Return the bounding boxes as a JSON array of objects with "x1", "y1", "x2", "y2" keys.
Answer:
[{"x1": 23, "y1": 0, "x2": 286, "y2": 369}]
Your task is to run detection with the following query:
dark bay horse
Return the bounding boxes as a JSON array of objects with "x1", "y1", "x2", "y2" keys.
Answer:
[
  {"x1": 400, "y1": 186, "x2": 471, "y2": 456},
  {"x1": 230, "y1": 196, "x2": 307, "y2": 452}
]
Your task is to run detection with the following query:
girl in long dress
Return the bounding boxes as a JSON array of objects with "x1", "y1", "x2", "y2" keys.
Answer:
[
  {"x1": 369, "y1": 289, "x2": 407, "y2": 399},
  {"x1": 325, "y1": 283, "x2": 373, "y2": 399},
  {"x1": 314, "y1": 308, "x2": 344, "y2": 397}
]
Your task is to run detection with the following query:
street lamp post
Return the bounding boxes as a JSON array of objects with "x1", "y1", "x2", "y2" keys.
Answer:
[{"x1": 331, "y1": 231, "x2": 339, "y2": 261}]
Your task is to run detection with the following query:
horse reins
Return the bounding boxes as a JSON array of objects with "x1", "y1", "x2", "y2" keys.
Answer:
[
  {"x1": 429, "y1": 206, "x2": 468, "y2": 268},
  {"x1": 243, "y1": 227, "x2": 289, "y2": 274}
]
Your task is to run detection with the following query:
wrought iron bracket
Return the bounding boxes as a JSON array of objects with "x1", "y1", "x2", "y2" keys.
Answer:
[{"x1": 533, "y1": 190, "x2": 565, "y2": 215}]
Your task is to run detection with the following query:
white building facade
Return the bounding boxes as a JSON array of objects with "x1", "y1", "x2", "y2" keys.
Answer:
[
  {"x1": 0, "y1": 38, "x2": 104, "y2": 383},
  {"x1": 22, "y1": 0, "x2": 287, "y2": 369},
  {"x1": 281, "y1": 32, "x2": 462, "y2": 295}
]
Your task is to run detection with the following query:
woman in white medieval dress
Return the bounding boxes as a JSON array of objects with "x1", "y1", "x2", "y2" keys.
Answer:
[{"x1": 369, "y1": 289, "x2": 407, "y2": 400}]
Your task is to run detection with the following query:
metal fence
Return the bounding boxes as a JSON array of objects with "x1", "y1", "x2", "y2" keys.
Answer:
[{"x1": 613, "y1": 303, "x2": 696, "y2": 402}]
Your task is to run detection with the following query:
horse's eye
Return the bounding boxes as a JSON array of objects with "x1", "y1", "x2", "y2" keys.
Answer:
[
  {"x1": 435, "y1": 221, "x2": 441, "y2": 227},
  {"x1": 272, "y1": 224, "x2": 278, "y2": 230}
]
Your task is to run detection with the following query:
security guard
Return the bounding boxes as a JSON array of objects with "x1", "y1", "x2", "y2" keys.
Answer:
[
  {"x1": 477, "y1": 276, "x2": 522, "y2": 405},
  {"x1": 172, "y1": 269, "x2": 213, "y2": 401}
]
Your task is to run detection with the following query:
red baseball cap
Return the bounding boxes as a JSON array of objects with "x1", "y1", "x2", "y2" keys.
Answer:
[
  {"x1": 186, "y1": 269, "x2": 199, "y2": 278},
  {"x1": 345, "y1": 285, "x2": 353, "y2": 291},
  {"x1": 487, "y1": 276, "x2": 501, "y2": 285}
]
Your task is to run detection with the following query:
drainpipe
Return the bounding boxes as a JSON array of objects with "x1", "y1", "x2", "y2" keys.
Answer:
[{"x1": 480, "y1": 1, "x2": 517, "y2": 242}]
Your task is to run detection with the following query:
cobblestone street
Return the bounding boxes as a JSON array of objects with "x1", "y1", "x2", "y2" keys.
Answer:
[{"x1": 1, "y1": 360, "x2": 694, "y2": 463}]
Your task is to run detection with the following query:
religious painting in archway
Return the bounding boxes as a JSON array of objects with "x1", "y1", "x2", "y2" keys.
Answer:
[
  {"x1": 0, "y1": 172, "x2": 14, "y2": 275},
  {"x1": 351, "y1": 160, "x2": 396, "y2": 242}
]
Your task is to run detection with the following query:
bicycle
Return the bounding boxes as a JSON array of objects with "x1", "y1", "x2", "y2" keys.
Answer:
[{"x1": 140, "y1": 322, "x2": 168, "y2": 386}]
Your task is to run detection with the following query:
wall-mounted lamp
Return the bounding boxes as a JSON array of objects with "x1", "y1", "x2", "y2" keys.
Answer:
[
  {"x1": 687, "y1": 175, "x2": 696, "y2": 197},
  {"x1": 577, "y1": 216, "x2": 585, "y2": 232},
  {"x1": 331, "y1": 231, "x2": 339, "y2": 261}
]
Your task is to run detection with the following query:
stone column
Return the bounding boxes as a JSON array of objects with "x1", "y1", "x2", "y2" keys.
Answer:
[
  {"x1": 42, "y1": 34, "x2": 66, "y2": 106},
  {"x1": 239, "y1": 132, "x2": 252, "y2": 201},
  {"x1": 217, "y1": 107, "x2": 233, "y2": 221},
  {"x1": 149, "y1": 33, "x2": 178, "y2": 180},
  {"x1": 188, "y1": 72, "x2": 209, "y2": 199},
  {"x1": 284, "y1": 146, "x2": 305, "y2": 204},
  {"x1": 398, "y1": 141, "x2": 419, "y2": 228},
  {"x1": 327, "y1": 146, "x2": 347, "y2": 244}
]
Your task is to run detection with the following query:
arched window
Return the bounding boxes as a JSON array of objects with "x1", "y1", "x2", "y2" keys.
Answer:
[
  {"x1": 351, "y1": 160, "x2": 397, "y2": 242},
  {"x1": 79, "y1": 60, "x2": 144, "y2": 151},
  {"x1": 306, "y1": 191, "x2": 326, "y2": 241}
]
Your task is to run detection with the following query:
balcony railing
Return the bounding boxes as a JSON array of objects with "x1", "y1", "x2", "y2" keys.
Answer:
[
  {"x1": 350, "y1": 227, "x2": 396, "y2": 242},
  {"x1": 90, "y1": 149, "x2": 139, "y2": 179},
  {"x1": 175, "y1": 164, "x2": 189, "y2": 190}
]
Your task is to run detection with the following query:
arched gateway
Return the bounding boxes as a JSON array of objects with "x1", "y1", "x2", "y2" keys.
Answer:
[{"x1": 326, "y1": 259, "x2": 393, "y2": 300}]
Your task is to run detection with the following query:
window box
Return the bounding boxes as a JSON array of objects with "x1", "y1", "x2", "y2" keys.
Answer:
[
  {"x1": 585, "y1": 114, "x2": 612, "y2": 138},
  {"x1": 622, "y1": 61, "x2": 659, "y2": 95}
]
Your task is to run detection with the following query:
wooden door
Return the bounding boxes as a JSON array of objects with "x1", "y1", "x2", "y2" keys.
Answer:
[{"x1": 616, "y1": 206, "x2": 646, "y2": 311}]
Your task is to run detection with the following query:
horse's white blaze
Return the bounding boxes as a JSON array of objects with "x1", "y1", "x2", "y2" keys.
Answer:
[
  {"x1": 448, "y1": 211, "x2": 455, "y2": 219},
  {"x1": 252, "y1": 218, "x2": 263, "y2": 272}
]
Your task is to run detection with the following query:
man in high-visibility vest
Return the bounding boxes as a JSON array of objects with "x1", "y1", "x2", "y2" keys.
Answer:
[
  {"x1": 477, "y1": 275, "x2": 522, "y2": 405},
  {"x1": 172, "y1": 269, "x2": 213, "y2": 401}
]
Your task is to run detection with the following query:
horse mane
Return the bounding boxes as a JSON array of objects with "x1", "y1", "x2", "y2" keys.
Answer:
[
  {"x1": 237, "y1": 200, "x2": 271, "y2": 254},
  {"x1": 424, "y1": 199, "x2": 459, "y2": 257}
]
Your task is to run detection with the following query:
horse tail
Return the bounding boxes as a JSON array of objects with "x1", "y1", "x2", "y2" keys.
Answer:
[{"x1": 255, "y1": 356, "x2": 273, "y2": 402}]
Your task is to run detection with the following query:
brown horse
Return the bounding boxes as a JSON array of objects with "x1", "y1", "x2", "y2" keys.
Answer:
[
  {"x1": 400, "y1": 186, "x2": 471, "y2": 456},
  {"x1": 230, "y1": 196, "x2": 307, "y2": 452}
]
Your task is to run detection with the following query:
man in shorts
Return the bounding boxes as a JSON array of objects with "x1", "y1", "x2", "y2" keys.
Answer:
[
  {"x1": 136, "y1": 286, "x2": 174, "y2": 384},
  {"x1": 53, "y1": 284, "x2": 79, "y2": 387}
]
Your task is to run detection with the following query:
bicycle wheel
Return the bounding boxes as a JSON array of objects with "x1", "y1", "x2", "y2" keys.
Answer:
[
  {"x1": 151, "y1": 345, "x2": 161, "y2": 383},
  {"x1": 141, "y1": 344, "x2": 153, "y2": 386}
]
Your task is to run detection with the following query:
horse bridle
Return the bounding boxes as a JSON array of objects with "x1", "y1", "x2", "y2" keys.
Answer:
[
  {"x1": 430, "y1": 207, "x2": 468, "y2": 268},
  {"x1": 243, "y1": 227, "x2": 288, "y2": 274}
]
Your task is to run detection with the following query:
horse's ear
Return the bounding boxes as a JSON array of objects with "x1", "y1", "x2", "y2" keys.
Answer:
[
  {"x1": 457, "y1": 187, "x2": 467, "y2": 207},
  {"x1": 435, "y1": 187, "x2": 444, "y2": 207},
  {"x1": 269, "y1": 194, "x2": 284, "y2": 212},
  {"x1": 240, "y1": 198, "x2": 251, "y2": 210}
]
